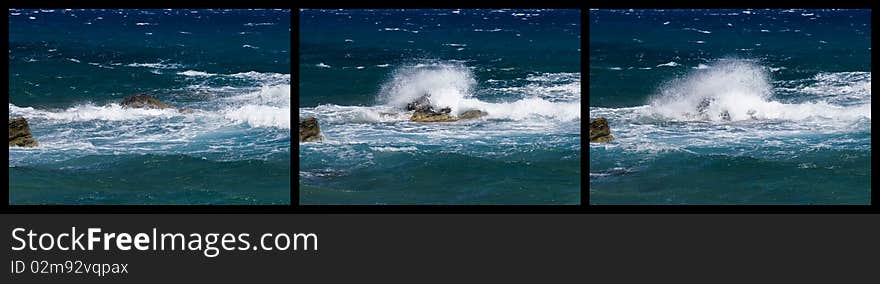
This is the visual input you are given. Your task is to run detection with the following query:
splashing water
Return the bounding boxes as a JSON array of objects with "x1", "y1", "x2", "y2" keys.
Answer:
[
  {"x1": 372, "y1": 60, "x2": 580, "y2": 120},
  {"x1": 649, "y1": 59, "x2": 870, "y2": 122}
]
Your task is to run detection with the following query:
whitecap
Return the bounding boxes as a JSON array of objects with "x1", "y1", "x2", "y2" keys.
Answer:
[
  {"x1": 683, "y1": 27, "x2": 711, "y2": 34},
  {"x1": 178, "y1": 70, "x2": 216, "y2": 77},
  {"x1": 656, "y1": 61, "x2": 680, "y2": 67}
]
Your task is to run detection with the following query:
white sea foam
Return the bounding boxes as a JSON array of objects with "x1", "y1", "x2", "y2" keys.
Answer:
[
  {"x1": 301, "y1": 104, "x2": 410, "y2": 124},
  {"x1": 221, "y1": 84, "x2": 291, "y2": 129},
  {"x1": 496, "y1": 72, "x2": 581, "y2": 101},
  {"x1": 316, "y1": 62, "x2": 331, "y2": 68},
  {"x1": 229, "y1": 71, "x2": 290, "y2": 83},
  {"x1": 223, "y1": 84, "x2": 290, "y2": 106},
  {"x1": 9, "y1": 103, "x2": 181, "y2": 122},
  {"x1": 777, "y1": 72, "x2": 871, "y2": 105},
  {"x1": 223, "y1": 105, "x2": 289, "y2": 129},
  {"x1": 649, "y1": 59, "x2": 871, "y2": 122},
  {"x1": 10, "y1": 79, "x2": 290, "y2": 131},
  {"x1": 377, "y1": 61, "x2": 477, "y2": 112}
]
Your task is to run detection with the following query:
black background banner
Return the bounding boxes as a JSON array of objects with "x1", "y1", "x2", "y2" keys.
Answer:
[{"x1": 3, "y1": 214, "x2": 878, "y2": 282}]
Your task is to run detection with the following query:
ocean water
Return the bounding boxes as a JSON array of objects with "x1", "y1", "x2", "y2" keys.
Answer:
[
  {"x1": 589, "y1": 9, "x2": 871, "y2": 205},
  {"x1": 8, "y1": 9, "x2": 291, "y2": 205},
  {"x1": 299, "y1": 9, "x2": 581, "y2": 204}
]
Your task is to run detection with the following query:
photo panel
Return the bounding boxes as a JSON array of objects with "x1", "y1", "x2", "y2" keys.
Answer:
[{"x1": 8, "y1": 8, "x2": 292, "y2": 205}]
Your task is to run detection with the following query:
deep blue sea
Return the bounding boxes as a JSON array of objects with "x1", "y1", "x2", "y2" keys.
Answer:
[
  {"x1": 589, "y1": 9, "x2": 871, "y2": 204},
  {"x1": 299, "y1": 9, "x2": 581, "y2": 204},
  {"x1": 8, "y1": 9, "x2": 291, "y2": 205}
]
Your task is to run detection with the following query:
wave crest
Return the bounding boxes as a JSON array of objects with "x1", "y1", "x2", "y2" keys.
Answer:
[{"x1": 9, "y1": 103, "x2": 181, "y2": 122}]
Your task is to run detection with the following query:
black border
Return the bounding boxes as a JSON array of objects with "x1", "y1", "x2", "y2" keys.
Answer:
[{"x1": 4, "y1": 1, "x2": 877, "y2": 214}]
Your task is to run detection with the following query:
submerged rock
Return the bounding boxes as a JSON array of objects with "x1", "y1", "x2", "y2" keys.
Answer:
[
  {"x1": 120, "y1": 94, "x2": 171, "y2": 109},
  {"x1": 458, "y1": 109, "x2": 488, "y2": 120},
  {"x1": 590, "y1": 117, "x2": 614, "y2": 143},
  {"x1": 299, "y1": 117, "x2": 322, "y2": 142},
  {"x1": 9, "y1": 117, "x2": 38, "y2": 147}
]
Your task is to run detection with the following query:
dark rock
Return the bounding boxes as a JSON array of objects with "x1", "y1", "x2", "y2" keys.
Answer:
[
  {"x1": 405, "y1": 95, "x2": 432, "y2": 112},
  {"x1": 696, "y1": 97, "x2": 714, "y2": 114},
  {"x1": 9, "y1": 117, "x2": 38, "y2": 147},
  {"x1": 590, "y1": 117, "x2": 613, "y2": 143},
  {"x1": 299, "y1": 117, "x2": 322, "y2": 142},
  {"x1": 719, "y1": 110, "x2": 731, "y2": 121},
  {"x1": 120, "y1": 94, "x2": 171, "y2": 109}
]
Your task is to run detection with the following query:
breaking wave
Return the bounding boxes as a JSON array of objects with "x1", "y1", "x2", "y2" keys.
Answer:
[
  {"x1": 375, "y1": 60, "x2": 580, "y2": 121},
  {"x1": 648, "y1": 59, "x2": 870, "y2": 122}
]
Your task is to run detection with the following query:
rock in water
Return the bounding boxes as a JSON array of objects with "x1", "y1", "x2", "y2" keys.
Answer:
[
  {"x1": 299, "y1": 117, "x2": 322, "y2": 142},
  {"x1": 590, "y1": 117, "x2": 614, "y2": 143},
  {"x1": 591, "y1": 135, "x2": 614, "y2": 143},
  {"x1": 411, "y1": 107, "x2": 458, "y2": 122},
  {"x1": 458, "y1": 109, "x2": 487, "y2": 120},
  {"x1": 9, "y1": 117, "x2": 38, "y2": 147},
  {"x1": 405, "y1": 95, "x2": 432, "y2": 112},
  {"x1": 405, "y1": 95, "x2": 489, "y2": 122},
  {"x1": 120, "y1": 94, "x2": 171, "y2": 109}
]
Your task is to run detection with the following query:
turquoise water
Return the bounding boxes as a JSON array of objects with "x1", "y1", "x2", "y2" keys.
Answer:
[
  {"x1": 8, "y1": 9, "x2": 291, "y2": 205},
  {"x1": 589, "y1": 9, "x2": 871, "y2": 205},
  {"x1": 299, "y1": 9, "x2": 581, "y2": 204}
]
